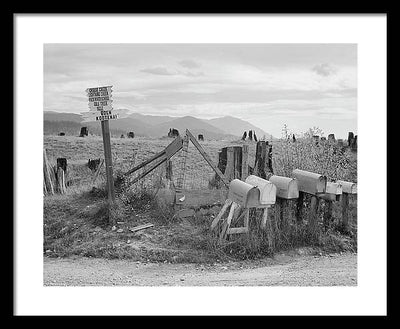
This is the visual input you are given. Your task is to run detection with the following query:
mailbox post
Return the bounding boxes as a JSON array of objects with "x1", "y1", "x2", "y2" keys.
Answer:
[
  {"x1": 268, "y1": 175, "x2": 299, "y2": 230},
  {"x1": 336, "y1": 180, "x2": 357, "y2": 232},
  {"x1": 317, "y1": 182, "x2": 343, "y2": 230},
  {"x1": 292, "y1": 169, "x2": 327, "y2": 230},
  {"x1": 212, "y1": 176, "x2": 276, "y2": 244}
]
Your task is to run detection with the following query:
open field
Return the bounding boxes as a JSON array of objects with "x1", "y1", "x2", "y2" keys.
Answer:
[{"x1": 43, "y1": 134, "x2": 357, "y2": 264}]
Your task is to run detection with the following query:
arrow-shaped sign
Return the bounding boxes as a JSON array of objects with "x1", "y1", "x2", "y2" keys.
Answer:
[
  {"x1": 88, "y1": 105, "x2": 114, "y2": 111},
  {"x1": 88, "y1": 95, "x2": 113, "y2": 102},
  {"x1": 81, "y1": 108, "x2": 129, "y2": 122},
  {"x1": 87, "y1": 91, "x2": 112, "y2": 98},
  {"x1": 88, "y1": 99, "x2": 113, "y2": 106},
  {"x1": 85, "y1": 86, "x2": 113, "y2": 93}
]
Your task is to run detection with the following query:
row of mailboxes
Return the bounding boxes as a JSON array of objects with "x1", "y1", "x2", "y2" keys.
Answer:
[
  {"x1": 227, "y1": 171, "x2": 356, "y2": 208},
  {"x1": 228, "y1": 175, "x2": 277, "y2": 208}
]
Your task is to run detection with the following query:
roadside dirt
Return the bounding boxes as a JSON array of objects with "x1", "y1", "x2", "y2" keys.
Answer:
[{"x1": 44, "y1": 251, "x2": 357, "y2": 286}]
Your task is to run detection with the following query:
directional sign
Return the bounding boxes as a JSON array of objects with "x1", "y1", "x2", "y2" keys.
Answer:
[
  {"x1": 87, "y1": 91, "x2": 112, "y2": 98},
  {"x1": 86, "y1": 86, "x2": 112, "y2": 93},
  {"x1": 81, "y1": 109, "x2": 129, "y2": 122},
  {"x1": 88, "y1": 99, "x2": 113, "y2": 106},
  {"x1": 81, "y1": 112, "x2": 119, "y2": 122},
  {"x1": 88, "y1": 95, "x2": 113, "y2": 102},
  {"x1": 89, "y1": 104, "x2": 113, "y2": 111}
]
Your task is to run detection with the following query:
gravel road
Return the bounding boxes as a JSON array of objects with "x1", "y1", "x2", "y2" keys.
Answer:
[{"x1": 44, "y1": 252, "x2": 357, "y2": 286}]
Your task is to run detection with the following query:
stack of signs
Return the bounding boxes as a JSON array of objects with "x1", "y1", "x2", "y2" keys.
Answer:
[{"x1": 81, "y1": 86, "x2": 128, "y2": 122}]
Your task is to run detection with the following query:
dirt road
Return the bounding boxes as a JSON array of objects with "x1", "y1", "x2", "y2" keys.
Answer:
[{"x1": 44, "y1": 251, "x2": 357, "y2": 286}]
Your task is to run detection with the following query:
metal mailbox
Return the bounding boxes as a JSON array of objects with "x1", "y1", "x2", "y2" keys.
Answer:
[
  {"x1": 318, "y1": 182, "x2": 343, "y2": 201},
  {"x1": 245, "y1": 175, "x2": 276, "y2": 206},
  {"x1": 268, "y1": 175, "x2": 299, "y2": 199},
  {"x1": 336, "y1": 180, "x2": 357, "y2": 194},
  {"x1": 228, "y1": 179, "x2": 260, "y2": 208},
  {"x1": 292, "y1": 169, "x2": 327, "y2": 195},
  {"x1": 325, "y1": 182, "x2": 343, "y2": 195}
]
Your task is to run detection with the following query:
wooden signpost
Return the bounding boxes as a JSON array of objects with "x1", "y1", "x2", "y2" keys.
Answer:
[{"x1": 81, "y1": 85, "x2": 125, "y2": 204}]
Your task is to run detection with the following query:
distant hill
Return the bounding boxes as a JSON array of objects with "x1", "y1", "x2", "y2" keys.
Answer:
[
  {"x1": 207, "y1": 116, "x2": 273, "y2": 140},
  {"x1": 44, "y1": 120, "x2": 82, "y2": 136},
  {"x1": 43, "y1": 111, "x2": 273, "y2": 140},
  {"x1": 44, "y1": 111, "x2": 82, "y2": 123},
  {"x1": 153, "y1": 116, "x2": 235, "y2": 140},
  {"x1": 127, "y1": 112, "x2": 176, "y2": 126}
]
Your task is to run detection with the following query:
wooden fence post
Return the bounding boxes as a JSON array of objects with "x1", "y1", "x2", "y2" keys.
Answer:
[
  {"x1": 266, "y1": 142, "x2": 273, "y2": 175},
  {"x1": 101, "y1": 120, "x2": 115, "y2": 203},
  {"x1": 262, "y1": 207, "x2": 275, "y2": 250},
  {"x1": 341, "y1": 193, "x2": 350, "y2": 232},
  {"x1": 57, "y1": 167, "x2": 66, "y2": 194},
  {"x1": 241, "y1": 144, "x2": 249, "y2": 180},
  {"x1": 274, "y1": 198, "x2": 287, "y2": 231},
  {"x1": 254, "y1": 141, "x2": 267, "y2": 178},
  {"x1": 296, "y1": 191, "x2": 305, "y2": 222},
  {"x1": 309, "y1": 195, "x2": 320, "y2": 233},
  {"x1": 165, "y1": 160, "x2": 173, "y2": 181},
  {"x1": 56, "y1": 158, "x2": 67, "y2": 172},
  {"x1": 224, "y1": 147, "x2": 234, "y2": 181},
  {"x1": 323, "y1": 200, "x2": 333, "y2": 231}
]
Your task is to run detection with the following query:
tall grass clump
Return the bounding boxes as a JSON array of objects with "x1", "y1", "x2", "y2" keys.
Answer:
[{"x1": 273, "y1": 125, "x2": 357, "y2": 183}]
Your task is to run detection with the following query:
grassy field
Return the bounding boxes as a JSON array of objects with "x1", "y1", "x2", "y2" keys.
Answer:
[{"x1": 43, "y1": 133, "x2": 357, "y2": 263}]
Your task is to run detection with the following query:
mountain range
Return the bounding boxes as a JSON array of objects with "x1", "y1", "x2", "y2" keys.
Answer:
[{"x1": 43, "y1": 110, "x2": 273, "y2": 140}]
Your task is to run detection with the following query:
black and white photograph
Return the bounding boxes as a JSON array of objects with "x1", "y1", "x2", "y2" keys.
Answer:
[{"x1": 14, "y1": 14, "x2": 387, "y2": 316}]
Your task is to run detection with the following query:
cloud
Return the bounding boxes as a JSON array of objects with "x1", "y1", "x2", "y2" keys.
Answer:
[
  {"x1": 140, "y1": 66, "x2": 204, "y2": 78},
  {"x1": 182, "y1": 71, "x2": 204, "y2": 77},
  {"x1": 140, "y1": 67, "x2": 177, "y2": 76},
  {"x1": 178, "y1": 59, "x2": 201, "y2": 69},
  {"x1": 311, "y1": 63, "x2": 338, "y2": 77}
]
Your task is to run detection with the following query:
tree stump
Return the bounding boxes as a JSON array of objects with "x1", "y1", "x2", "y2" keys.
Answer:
[{"x1": 216, "y1": 146, "x2": 242, "y2": 182}]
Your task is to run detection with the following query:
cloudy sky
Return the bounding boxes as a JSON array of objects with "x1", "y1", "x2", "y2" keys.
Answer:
[{"x1": 44, "y1": 44, "x2": 357, "y2": 138}]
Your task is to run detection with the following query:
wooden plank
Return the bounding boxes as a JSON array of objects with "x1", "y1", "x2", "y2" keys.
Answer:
[
  {"x1": 231, "y1": 207, "x2": 245, "y2": 226},
  {"x1": 175, "y1": 134, "x2": 189, "y2": 194},
  {"x1": 92, "y1": 159, "x2": 104, "y2": 185},
  {"x1": 130, "y1": 155, "x2": 168, "y2": 185},
  {"x1": 261, "y1": 206, "x2": 271, "y2": 229},
  {"x1": 186, "y1": 129, "x2": 229, "y2": 186},
  {"x1": 243, "y1": 208, "x2": 250, "y2": 229},
  {"x1": 211, "y1": 199, "x2": 232, "y2": 230},
  {"x1": 124, "y1": 136, "x2": 183, "y2": 177},
  {"x1": 227, "y1": 227, "x2": 248, "y2": 235},
  {"x1": 43, "y1": 149, "x2": 55, "y2": 195},
  {"x1": 262, "y1": 207, "x2": 274, "y2": 249},
  {"x1": 220, "y1": 202, "x2": 237, "y2": 241},
  {"x1": 124, "y1": 150, "x2": 165, "y2": 176},
  {"x1": 129, "y1": 223, "x2": 154, "y2": 233}
]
